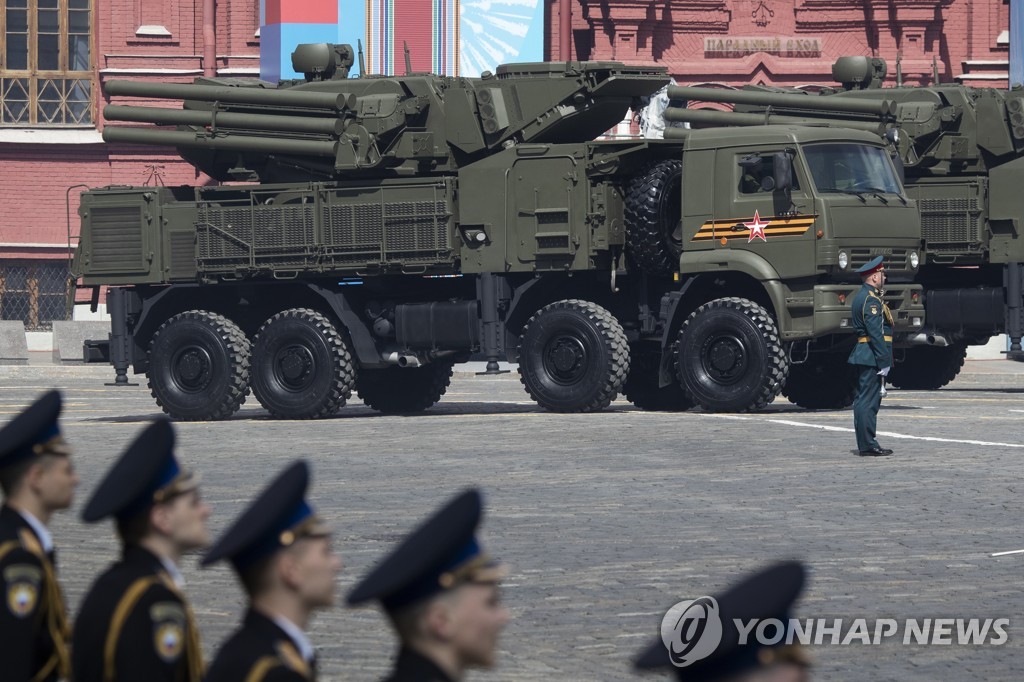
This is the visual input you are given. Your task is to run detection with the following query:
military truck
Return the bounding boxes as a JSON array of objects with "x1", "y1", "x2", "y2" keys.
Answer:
[
  {"x1": 72, "y1": 44, "x2": 925, "y2": 420},
  {"x1": 664, "y1": 56, "x2": 1024, "y2": 396}
]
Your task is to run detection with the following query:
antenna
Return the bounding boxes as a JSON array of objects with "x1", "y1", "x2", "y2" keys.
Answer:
[
  {"x1": 895, "y1": 52, "x2": 903, "y2": 87},
  {"x1": 357, "y1": 39, "x2": 367, "y2": 77},
  {"x1": 404, "y1": 41, "x2": 412, "y2": 75},
  {"x1": 932, "y1": 56, "x2": 940, "y2": 85}
]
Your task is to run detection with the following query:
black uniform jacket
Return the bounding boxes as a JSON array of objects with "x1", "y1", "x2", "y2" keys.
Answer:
[
  {"x1": 72, "y1": 544, "x2": 202, "y2": 682},
  {"x1": 383, "y1": 647, "x2": 455, "y2": 682},
  {"x1": 205, "y1": 608, "x2": 314, "y2": 682},
  {"x1": 0, "y1": 505, "x2": 69, "y2": 682}
]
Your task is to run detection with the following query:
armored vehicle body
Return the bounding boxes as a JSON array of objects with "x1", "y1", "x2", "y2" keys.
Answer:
[{"x1": 73, "y1": 45, "x2": 924, "y2": 419}]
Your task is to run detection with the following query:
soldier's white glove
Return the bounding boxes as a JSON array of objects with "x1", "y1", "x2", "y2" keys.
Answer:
[{"x1": 877, "y1": 366, "x2": 891, "y2": 377}]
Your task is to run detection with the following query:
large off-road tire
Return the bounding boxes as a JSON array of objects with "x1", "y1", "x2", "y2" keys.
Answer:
[
  {"x1": 889, "y1": 343, "x2": 968, "y2": 390},
  {"x1": 624, "y1": 347, "x2": 694, "y2": 412},
  {"x1": 147, "y1": 310, "x2": 251, "y2": 421},
  {"x1": 357, "y1": 362, "x2": 454, "y2": 414},
  {"x1": 517, "y1": 299, "x2": 630, "y2": 413},
  {"x1": 675, "y1": 297, "x2": 788, "y2": 412},
  {"x1": 783, "y1": 354, "x2": 857, "y2": 410},
  {"x1": 624, "y1": 159, "x2": 683, "y2": 276},
  {"x1": 251, "y1": 308, "x2": 355, "y2": 419}
]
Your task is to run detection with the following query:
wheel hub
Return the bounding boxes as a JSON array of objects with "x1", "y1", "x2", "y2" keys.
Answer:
[
  {"x1": 172, "y1": 346, "x2": 211, "y2": 391},
  {"x1": 544, "y1": 335, "x2": 588, "y2": 384},
  {"x1": 276, "y1": 345, "x2": 314, "y2": 388},
  {"x1": 703, "y1": 334, "x2": 747, "y2": 384}
]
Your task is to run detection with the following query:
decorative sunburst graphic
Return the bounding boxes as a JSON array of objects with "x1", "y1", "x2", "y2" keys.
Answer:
[{"x1": 460, "y1": 0, "x2": 544, "y2": 76}]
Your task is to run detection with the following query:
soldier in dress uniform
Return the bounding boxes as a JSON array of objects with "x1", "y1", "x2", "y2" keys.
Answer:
[
  {"x1": 72, "y1": 418, "x2": 210, "y2": 682},
  {"x1": 0, "y1": 390, "x2": 77, "y2": 681},
  {"x1": 347, "y1": 488, "x2": 510, "y2": 682},
  {"x1": 203, "y1": 460, "x2": 340, "y2": 681},
  {"x1": 847, "y1": 255, "x2": 895, "y2": 456},
  {"x1": 633, "y1": 561, "x2": 809, "y2": 681}
]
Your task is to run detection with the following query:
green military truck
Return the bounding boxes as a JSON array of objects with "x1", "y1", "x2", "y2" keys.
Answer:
[
  {"x1": 72, "y1": 44, "x2": 924, "y2": 419},
  {"x1": 666, "y1": 56, "x2": 1024, "y2": 392}
]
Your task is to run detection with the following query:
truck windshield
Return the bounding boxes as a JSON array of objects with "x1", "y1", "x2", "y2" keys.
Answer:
[{"x1": 803, "y1": 143, "x2": 902, "y2": 196}]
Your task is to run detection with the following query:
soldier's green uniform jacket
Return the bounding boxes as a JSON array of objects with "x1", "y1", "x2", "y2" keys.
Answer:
[
  {"x1": 71, "y1": 545, "x2": 203, "y2": 682},
  {"x1": 847, "y1": 282, "x2": 893, "y2": 367},
  {"x1": 205, "y1": 609, "x2": 314, "y2": 682},
  {"x1": 0, "y1": 505, "x2": 70, "y2": 681}
]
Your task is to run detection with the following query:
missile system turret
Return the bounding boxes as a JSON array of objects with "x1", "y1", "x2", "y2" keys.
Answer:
[{"x1": 101, "y1": 43, "x2": 669, "y2": 182}]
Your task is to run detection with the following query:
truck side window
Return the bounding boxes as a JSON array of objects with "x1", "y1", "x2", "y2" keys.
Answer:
[{"x1": 738, "y1": 154, "x2": 799, "y2": 194}]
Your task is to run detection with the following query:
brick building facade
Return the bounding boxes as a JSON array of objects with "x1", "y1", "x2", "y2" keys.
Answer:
[{"x1": 0, "y1": 0, "x2": 1011, "y2": 330}]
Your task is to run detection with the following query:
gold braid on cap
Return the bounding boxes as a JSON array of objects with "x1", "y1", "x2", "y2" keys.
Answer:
[
  {"x1": 437, "y1": 553, "x2": 505, "y2": 590},
  {"x1": 151, "y1": 470, "x2": 199, "y2": 504},
  {"x1": 31, "y1": 435, "x2": 71, "y2": 457},
  {"x1": 278, "y1": 515, "x2": 330, "y2": 547}
]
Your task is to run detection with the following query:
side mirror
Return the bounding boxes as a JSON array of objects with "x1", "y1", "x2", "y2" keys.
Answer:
[{"x1": 772, "y1": 151, "x2": 793, "y2": 191}]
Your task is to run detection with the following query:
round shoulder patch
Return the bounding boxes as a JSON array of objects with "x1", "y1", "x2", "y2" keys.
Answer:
[
  {"x1": 151, "y1": 601, "x2": 187, "y2": 662},
  {"x1": 4, "y1": 563, "x2": 42, "y2": 618}
]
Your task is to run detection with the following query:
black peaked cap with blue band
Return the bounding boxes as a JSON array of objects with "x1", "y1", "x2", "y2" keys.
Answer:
[
  {"x1": 634, "y1": 560, "x2": 807, "y2": 681},
  {"x1": 346, "y1": 488, "x2": 504, "y2": 612},
  {"x1": 81, "y1": 418, "x2": 198, "y2": 523},
  {"x1": 0, "y1": 390, "x2": 68, "y2": 471},
  {"x1": 855, "y1": 255, "x2": 885, "y2": 275},
  {"x1": 202, "y1": 460, "x2": 330, "y2": 572}
]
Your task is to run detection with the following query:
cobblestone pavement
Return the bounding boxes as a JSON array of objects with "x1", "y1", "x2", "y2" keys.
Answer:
[{"x1": 1, "y1": 364, "x2": 1022, "y2": 681}]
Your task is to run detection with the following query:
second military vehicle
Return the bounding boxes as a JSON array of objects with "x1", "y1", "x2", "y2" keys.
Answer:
[{"x1": 72, "y1": 44, "x2": 925, "y2": 419}]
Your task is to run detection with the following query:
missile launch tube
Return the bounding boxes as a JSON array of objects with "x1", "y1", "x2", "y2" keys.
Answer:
[
  {"x1": 667, "y1": 85, "x2": 894, "y2": 117},
  {"x1": 663, "y1": 107, "x2": 885, "y2": 132},
  {"x1": 104, "y1": 105, "x2": 345, "y2": 135},
  {"x1": 104, "y1": 80, "x2": 356, "y2": 111},
  {"x1": 102, "y1": 127, "x2": 339, "y2": 157}
]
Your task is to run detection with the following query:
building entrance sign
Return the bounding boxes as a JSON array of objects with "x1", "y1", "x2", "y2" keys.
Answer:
[{"x1": 704, "y1": 36, "x2": 822, "y2": 59}]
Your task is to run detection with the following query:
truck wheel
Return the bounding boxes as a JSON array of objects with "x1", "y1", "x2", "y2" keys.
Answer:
[
  {"x1": 147, "y1": 310, "x2": 251, "y2": 421},
  {"x1": 624, "y1": 347, "x2": 694, "y2": 411},
  {"x1": 675, "y1": 297, "x2": 788, "y2": 412},
  {"x1": 251, "y1": 308, "x2": 355, "y2": 419},
  {"x1": 625, "y1": 159, "x2": 683, "y2": 276},
  {"x1": 783, "y1": 354, "x2": 857, "y2": 409},
  {"x1": 357, "y1": 362, "x2": 454, "y2": 414},
  {"x1": 517, "y1": 299, "x2": 629, "y2": 413},
  {"x1": 889, "y1": 343, "x2": 967, "y2": 390}
]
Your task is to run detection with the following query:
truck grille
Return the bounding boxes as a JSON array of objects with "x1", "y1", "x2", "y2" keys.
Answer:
[{"x1": 848, "y1": 248, "x2": 909, "y2": 273}]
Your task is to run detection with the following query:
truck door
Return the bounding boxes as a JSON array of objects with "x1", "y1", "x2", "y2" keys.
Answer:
[{"x1": 712, "y1": 147, "x2": 818, "y2": 279}]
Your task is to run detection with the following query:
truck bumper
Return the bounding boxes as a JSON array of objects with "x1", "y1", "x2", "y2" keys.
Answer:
[{"x1": 811, "y1": 284, "x2": 925, "y2": 337}]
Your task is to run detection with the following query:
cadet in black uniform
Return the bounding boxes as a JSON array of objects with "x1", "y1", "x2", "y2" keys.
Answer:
[
  {"x1": 203, "y1": 460, "x2": 340, "y2": 682},
  {"x1": 347, "y1": 489, "x2": 509, "y2": 682},
  {"x1": 72, "y1": 418, "x2": 210, "y2": 682},
  {"x1": 634, "y1": 561, "x2": 810, "y2": 681},
  {"x1": 847, "y1": 255, "x2": 895, "y2": 456},
  {"x1": 0, "y1": 390, "x2": 77, "y2": 681}
]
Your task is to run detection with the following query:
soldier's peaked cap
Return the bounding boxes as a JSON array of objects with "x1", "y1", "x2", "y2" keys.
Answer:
[
  {"x1": 82, "y1": 418, "x2": 197, "y2": 523},
  {"x1": 855, "y1": 255, "x2": 885, "y2": 275},
  {"x1": 346, "y1": 488, "x2": 503, "y2": 611},
  {"x1": 0, "y1": 390, "x2": 67, "y2": 471},
  {"x1": 634, "y1": 560, "x2": 807, "y2": 681},
  {"x1": 202, "y1": 460, "x2": 329, "y2": 571}
]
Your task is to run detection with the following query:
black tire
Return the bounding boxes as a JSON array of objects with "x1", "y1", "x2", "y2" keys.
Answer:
[
  {"x1": 357, "y1": 362, "x2": 454, "y2": 414},
  {"x1": 147, "y1": 310, "x2": 250, "y2": 421},
  {"x1": 517, "y1": 299, "x2": 630, "y2": 413},
  {"x1": 889, "y1": 343, "x2": 967, "y2": 390},
  {"x1": 624, "y1": 159, "x2": 683, "y2": 276},
  {"x1": 624, "y1": 347, "x2": 694, "y2": 412},
  {"x1": 251, "y1": 308, "x2": 355, "y2": 419},
  {"x1": 783, "y1": 354, "x2": 857, "y2": 409},
  {"x1": 675, "y1": 297, "x2": 788, "y2": 412}
]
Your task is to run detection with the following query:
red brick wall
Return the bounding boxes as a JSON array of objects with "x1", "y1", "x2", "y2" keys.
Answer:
[{"x1": 549, "y1": 0, "x2": 1010, "y2": 88}]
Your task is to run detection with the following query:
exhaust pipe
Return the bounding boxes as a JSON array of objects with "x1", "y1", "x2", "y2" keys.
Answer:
[
  {"x1": 906, "y1": 333, "x2": 949, "y2": 347},
  {"x1": 382, "y1": 351, "x2": 421, "y2": 367}
]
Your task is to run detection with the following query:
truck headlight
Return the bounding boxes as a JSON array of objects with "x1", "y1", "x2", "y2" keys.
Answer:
[
  {"x1": 838, "y1": 251, "x2": 849, "y2": 269},
  {"x1": 910, "y1": 251, "x2": 919, "y2": 268}
]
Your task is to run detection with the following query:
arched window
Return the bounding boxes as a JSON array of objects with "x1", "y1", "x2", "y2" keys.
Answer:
[{"x1": 1, "y1": 0, "x2": 92, "y2": 125}]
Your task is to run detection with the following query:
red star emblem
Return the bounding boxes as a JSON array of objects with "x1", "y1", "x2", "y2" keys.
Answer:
[{"x1": 744, "y1": 210, "x2": 770, "y2": 243}]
